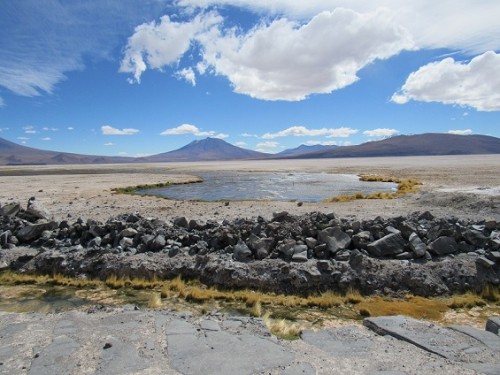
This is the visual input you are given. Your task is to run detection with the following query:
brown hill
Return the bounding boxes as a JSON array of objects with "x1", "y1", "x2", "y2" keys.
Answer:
[
  {"x1": 0, "y1": 137, "x2": 133, "y2": 165},
  {"x1": 142, "y1": 137, "x2": 269, "y2": 162},
  {"x1": 290, "y1": 134, "x2": 500, "y2": 159}
]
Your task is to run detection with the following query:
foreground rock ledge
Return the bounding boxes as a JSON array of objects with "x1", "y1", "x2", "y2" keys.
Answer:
[
  {"x1": 1, "y1": 201, "x2": 499, "y2": 296},
  {"x1": 1, "y1": 308, "x2": 499, "y2": 375}
]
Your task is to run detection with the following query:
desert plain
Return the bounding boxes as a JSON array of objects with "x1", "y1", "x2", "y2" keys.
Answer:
[{"x1": 0, "y1": 154, "x2": 498, "y2": 222}]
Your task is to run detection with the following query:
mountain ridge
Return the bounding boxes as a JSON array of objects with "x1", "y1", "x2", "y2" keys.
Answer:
[{"x1": 1, "y1": 133, "x2": 499, "y2": 165}]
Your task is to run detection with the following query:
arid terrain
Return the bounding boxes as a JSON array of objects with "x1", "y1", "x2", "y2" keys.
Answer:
[{"x1": 0, "y1": 155, "x2": 498, "y2": 222}]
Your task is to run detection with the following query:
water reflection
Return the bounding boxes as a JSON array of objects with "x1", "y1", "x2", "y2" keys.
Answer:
[{"x1": 139, "y1": 172, "x2": 397, "y2": 202}]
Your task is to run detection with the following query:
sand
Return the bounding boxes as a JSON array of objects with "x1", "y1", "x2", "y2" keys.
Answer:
[{"x1": 0, "y1": 154, "x2": 499, "y2": 223}]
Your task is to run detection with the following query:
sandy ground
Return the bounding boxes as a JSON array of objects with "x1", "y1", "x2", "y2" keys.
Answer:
[{"x1": 0, "y1": 155, "x2": 499, "y2": 223}]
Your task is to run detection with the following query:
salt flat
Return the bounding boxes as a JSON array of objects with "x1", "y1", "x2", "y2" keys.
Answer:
[{"x1": 0, "y1": 155, "x2": 498, "y2": 223}]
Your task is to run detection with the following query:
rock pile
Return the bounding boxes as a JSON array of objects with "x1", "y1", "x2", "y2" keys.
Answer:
[{"x1": 1, "y1": 199, "x2": 499, "y2": 296}]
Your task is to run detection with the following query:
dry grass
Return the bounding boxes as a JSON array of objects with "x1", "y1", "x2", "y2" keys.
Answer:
[
  {"x1": 326, "y1": 175, "x2": 422, "y2": 202},
  {"x1": 250, "y1": 300, "x2": 262, "y2": 317},
  {"x1": 481, "y1": 284, "x2": 500, "y2": 302},
  {"x1": 147, "y1": 292, "x2": 162, "y2": 308},
  {"x1": 447, "y1": 292, "x2": 487, "y2": 309},
  {"x1": 263, "y1": 313, "x2": 302, "y2": 340},
  {"x1": 357, "y1": 295, "x2": 448, "y2": 320}
]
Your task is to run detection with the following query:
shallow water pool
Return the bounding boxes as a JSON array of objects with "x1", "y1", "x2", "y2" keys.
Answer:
[{"x1": 138, "y1": 172, "x2": 397, "y2": 202}]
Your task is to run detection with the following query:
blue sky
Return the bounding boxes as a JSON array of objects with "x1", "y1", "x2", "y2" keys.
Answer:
[{"x1": 0, "y1": 0, "x2": 499, "y2": 157}]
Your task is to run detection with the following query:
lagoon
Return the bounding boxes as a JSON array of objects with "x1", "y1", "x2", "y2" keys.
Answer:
[{"x1": 138, "y1": 172, "x2": 397, "y2": 202}]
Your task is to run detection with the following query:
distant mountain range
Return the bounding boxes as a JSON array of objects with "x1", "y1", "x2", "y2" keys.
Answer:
[
  {"x1": 277, "y1": 143, "x2": 338, "y2": 156},
  {"x1": 0, "y1": 137, "x2": 132, "y2": 165},
  {"x1": 285, "y1": 133, "x2": 500, "y2": 159},
  {"x1": 141, "y1": 137, "x2": 268, "y2": 162},
  {"x1": 0, "y1": 133, "x2": 499, "y2": 165}
]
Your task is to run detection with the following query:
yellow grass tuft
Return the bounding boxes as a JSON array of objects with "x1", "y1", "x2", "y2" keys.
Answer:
[
  {"x1": 447, "y1": 292, "x2": 487, "y2": 309},
  {"x1": 147, "y1": 292, "x2": 162, "y2": 308},
  {"x1": 250, "y1": 300, "x2": 262, "y2": 317},
  {"x1": 263, "y1": 313, "x2": 302, "y2": 340},
  {"x1": 481, "y1": 284, "x2": 500, "y2": 303},
  {"x1": 357, "y1": 295, "x2": 448, "y2": 320},
  {"x1": 306, "y1": 291, "x2": 343, "y2": 309}
]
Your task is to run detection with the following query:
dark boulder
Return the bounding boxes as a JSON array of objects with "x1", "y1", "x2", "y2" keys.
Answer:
[{"x1": 366, "y1": 233, "x2": 405, "y2": 257}]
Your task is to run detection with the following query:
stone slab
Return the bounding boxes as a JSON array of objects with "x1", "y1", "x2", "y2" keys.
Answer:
[
  {"x1": 166, "y1": 319, "x2": 293, "y2": 375},
  {"x1": 486, "y1": 317, "x2": 500, "y2": 335},
  {"x1": 364, "y1": 316, "x2": 495, "y2": 362},
  {"x1": 300, "y1": 326, "x2": 374, "y2": 355},
  {"x1": 448, "y1": 325, "x2": 500, "y2": 351}
]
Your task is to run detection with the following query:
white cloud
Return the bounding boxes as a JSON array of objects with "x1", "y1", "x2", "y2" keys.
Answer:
[
  {"x1": 104, "y1": 142, "x2": 115, "y2": 146},
  {"x1": 175, "y1": 67, "x2": 196, "y2": 86},
  {"x1": 262, "y1": 126, "x2": 358, "y2": 139},
  {"x1": 179, "y1": 1, "x2": 500, "y2": 53},
  {"x1": 241, "y1": 133, "x2": 258, "y2": 137},
  {"x1": 363, "y1": 128, "x2": 399, "y2": 138},
  {"x1": 120, "y1": 12, "x2": 222, "y2": 83},
  {"x1": 256, "y1": 141, "x2": 280, "y2": 149},
  {"x1": 101, "y1": 125, "x2": 139, "y2": 135},
  {"x1": 0, "y1": 97, "x2": 4, "y2": 107},
  {"x1": 67, "y1": 127, "x2": 74, "y2": 131},
  {"x1": 41, "y1": 137, "x2": 51, "y2": 141},
  {"x1": 160, "y1": 123, "x2": 222, "y2": 137},
  {"x1": 42, "y1": 127, "x2": 59, "y2": 131},
  {"x1": 392, "y1": 51, "x2": 500, "y2": 111},
  {"x1": 448, "y1": 129, "x2": 473, "y2": 135},
  {"x1": 198, "y1": 8, "x2": 413, "y2": 101},
  {"x1": 235, "y1": 141, "x2": 247, "y2": 146},
  {"x1": 0, "y1": 127, "x2": 9, "y2": 132},
  {"x1": 0, "y1": 1, "x2": 166, "y2": 96}
]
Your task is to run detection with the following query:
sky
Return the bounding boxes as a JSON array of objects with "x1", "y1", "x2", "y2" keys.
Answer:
[{"x1": 0, "y1": 0, "x2": 499, "y2": 157}]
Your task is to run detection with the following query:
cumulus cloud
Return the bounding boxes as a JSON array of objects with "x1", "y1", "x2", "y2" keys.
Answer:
[
  {"x1": 235, "y1": 141, "x2": 247, "y2": 146},
  {"x1": 392, "y1": 51, "x2": 500, "y2": 111},
  {"x1": 178, "y1": 1, "x2": 500, "y2": 53},
  {"x1": 160, "y1": 123, "x2": 225, "y2": 138},
  {"x1": 175, "y1": 67, "x2": 196, "y2": 86},
  {"x1": 363, "y1": 128, "x2": 399, "y2": 138},
  {"x1": 262, "y1": 126, "x2": 358, "y2": 139},
  {"x1": 256, "y1": 141, "x2": 280, "y2": 149},
  {"x1": 199, "y1": 8, "x2": 413, "y2": 101},
  {"x1": 241, "y1": 133, "x2": 258, "y2": 137},
  {"x1": 120, "y1": 12, "x2": 222, "y2": 83},
  {"x1": 101, "y1": 125, "x2": 139, "y2": 135},
  {"x1": 41, "y1": 137, "x2": 51, "y2": 141},
  {"x1": 67, "y1": 127, "x2": 74, "y2": 131},
  {"x1": 448, "y1": 129, "x2": 473, "y2": 135}
]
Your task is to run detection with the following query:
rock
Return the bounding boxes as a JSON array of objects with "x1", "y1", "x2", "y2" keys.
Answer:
[
  {"x1": 277, "y1": 240, "x2": 296, "y2": 259},
  {"x1": 366, "y1": 233, "x2": 405, "y2": 257},
  {"x1": 0, "y1": 202, "x2": 21, "y2": 217},
  {"x1": 352, "y1": 231, "x2": 372, "y2": 249},
  {"x1": 318, "y1": 227, "x2": 351, "y2": 255},
  {"x1": 233, "y1": 240, "x2": 253, "y2": 262},
  {"x1": 120, "y1": 228, "x2": 138, "y2": 238},
  {"x1": 463, "y1": 229, "x2": 488, "y2": 247},
  {"x1": 88, "y1": 236, "x2": 102, "y2": 247},
  {"x1": 305, "y1": 237, "x2": 317, "y2": 249},
  {"x1": 296, "y1": 201, "x2": 303, "y2": 207},
  {"x1": 149, "y1": 235, "x2": 166, "y2": 251},
  {"x1": 173, "y1": 217, "x2": 189, "y2": 228},
  {"x1": 486, "y1": 317, "x2": 500, "y2": 335},
  {"x1": 428, "y1": 236, "x2": 458, "y2": 256},
  {"x1": 16, "y1": 221, "x2": 58, "y2": 243},
  {"x1": 476, "y1": 256, "x2": 495, "y2": 269},
  {"x1": 26, "y1": 197, "x2": 51, "y2": 220},
  {"x1": 291, "y1": 245, "x2": 308, "y2": 262},
  {"x1": 408, "y1": 233, "x2": 427, "y2": 258}
]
